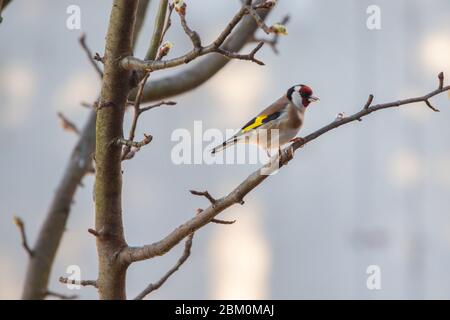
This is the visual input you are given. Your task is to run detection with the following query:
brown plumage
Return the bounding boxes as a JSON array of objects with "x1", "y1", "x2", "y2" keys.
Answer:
[{"x1": 211, "y1": 84, "x2": 319, "y2": 155}]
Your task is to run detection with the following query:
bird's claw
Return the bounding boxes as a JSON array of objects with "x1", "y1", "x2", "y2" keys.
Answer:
[
  {"x1": 286, "y1": 146, "x2": 294, "y2": 160},
  {"x1": 277, "y1": 146, "x2": 294, "y2": 167},
  {"x1": 290, "y1": 137, "x2": 305, "y2": 144},
  {"x1": 290, "y1": 137, "x2": 305, "y2": 148}
]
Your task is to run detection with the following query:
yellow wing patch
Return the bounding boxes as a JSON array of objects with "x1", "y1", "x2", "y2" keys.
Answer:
[{"x1": 242, "y1": 115, "x2": 268, "y2": 133}]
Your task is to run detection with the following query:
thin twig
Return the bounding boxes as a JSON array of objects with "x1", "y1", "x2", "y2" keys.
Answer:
[
  {"x1": 121, "y1": 72, "x2": 151, "y2": 160},
  {"x1": 190, "y1": 190, "x2": 217, "y2": 204},
  {"x1": 253, "y1": 0, "x2": 277, "y2": 10},
  {"x1": 122, "y1": 4, "x2": 175, "y2": 161},
  {"x1": 425, "y1": 99, "x2": 440, "y2": 112},
  {"x1": 177, "y1": 8, "x2": 201, "y2": 48},
  {"x1": 117, "y1": 134, "x2": 153, "y2": 149},
  {"x1": 79, "y1": 33, "x2": 103, "y2": 78},
  {"x1": 139, "y1": 100, "x2": 177, "y2": 113},
  {"x1": 122, "y1": 41, "x2": 267, "y2": 71},
  {"x1": 364, "y1": 94, "x2": 374, "y2": 109},
  {"x1": 438, "y1": 72, "x2": 444, "y2": 90},
  {"x1": 88, "y1": 228, "x2": 101, "y2": 237},
  {"x1": 196, "y1": 208, "x2": 236, "y2": 225},
  {"x1": 59, "y1": 277, "x2": 98, "y2": 288},
  {"x1": 80, "y1": 101, "x2": 94, "y2": 109},
  {"x1": 134, "y1": 233, "x2": 194, "y2": 300},
  {"x1": 161, "y1": 4, "x2": 174, "y2": 42},
  {"x1": 133, "y1": 0, "x2": 151, "y2": 48},
  {"x1": 13, "y1": 216, "x2": 33, "y2": 258},
  {"x1": 245, "y1": 5, "x2": 271, "y2": 34},
  {"x1": 249, "y1": 14, "x2": 290, "y2": 54},
  {"x1": 57, "y1": 112, "x2": 80, "y2": 135},
  {"x1": 217, "y1": 41, "x2": 265, "y2": 65},
  {"x1": 211, "y1": 218, "x2": 237, "y2": 225}
]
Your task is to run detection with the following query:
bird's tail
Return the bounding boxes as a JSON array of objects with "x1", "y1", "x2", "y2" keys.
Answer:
[{"x1": 211, "y1": 136, "x2": 238, "y2": 154}]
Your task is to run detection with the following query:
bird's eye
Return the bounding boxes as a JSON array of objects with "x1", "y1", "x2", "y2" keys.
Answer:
[{"x1": 299, "y1": 86, "x2": 313, "y2": 97}]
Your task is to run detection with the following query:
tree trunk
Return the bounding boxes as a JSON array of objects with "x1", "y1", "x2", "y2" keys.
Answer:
[{"x1": 95, "y1": 0, "x2": 138, "y2": 300}]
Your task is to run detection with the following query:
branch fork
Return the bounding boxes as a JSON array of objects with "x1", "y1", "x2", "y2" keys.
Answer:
[
  {"x1": 120, "y1": 0, "x2": 280, "y2": 72},
  {"x1": 190, "y1": 191, "x2": 237, "y2": 224},
  {"x1": 117, "y1": 133, "x2": 153, "y2": 149},
  {"x1": 119, "y1": 72, "x2": 450, "y2": 267},
  {"x1": 79, "y1": 33, "x2": 103, "y2": 78},
  {"x1": 190, "y1": 189, "x2": 217, "y2": 205},
  {"x1": 13, "y1": 216, "x2": 33, "y2": 258},
  {"x1": 250, "y1": 15, "x2": 290, "y2": 54}
]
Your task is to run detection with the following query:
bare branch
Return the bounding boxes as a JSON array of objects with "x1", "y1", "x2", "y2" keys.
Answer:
[
  {"x1": 438, "y1": 71, "x2": 444, "y2": 90},
  {"x1": 120, "y1": 73, "x2": 450, "y2": 264},
  {"x1": 59, "y1": 277, "x2": 98, "y2": 288},
  {"x1": 133, "y1": 0, "x2": 151, "y2": 48},
  {"x1": 140, "y1": 0, "x2": 273, "y2": 102},
  {"x1": 160, "y1": 4, "x2": 174, "y2": 42},
  {"x1": 211, "y1": 218, "x2": 237, "y2": 225},
  {"x1": 21, "y1": 0, "x2": 273, "y2": 299},
  {"x1": 245, "y1": 5, "x2": 271, "y2": 34},
  {"x1": 13, "y1": 216, "x2": 33, "y2": 258},
  {"x1": 140, "y1": 100, "x2": 177, "y2": 113},
  {"x1": 145, "y1": 0, "x2": 169, "y2": 60},
  {"x1": 250, "y1": 15, "x2": 290, "y2": 54},
  {"x1": 117, "y1": 133, "x2": 153, "y2": 149},
  {"x1": 425, "y1": 99, "x2": 440, "y2": 112},
  {"x1": 252, "y1": 0, "x2": 277, "y2": 10},
  {"x1": 80, "y1": 101, "x2": 94, "y2": 109},
  {"x1": 190, "y1": 190, "x2": 217, "y2": 205},
  {"x1": 216, "y1": 41, "x2": 265, "y2": 65},
  {"x1": 363, "y1": 94, "x2": 374, "y2": 110},
  {"x1": 22, "y1": 111, "x2": 96, "y2": 299},
  {"x1": 122, "y1": 72, "x2": 151, "y2": 160},
  {"x1": 121, "y1": 1, "x2": 278, "y2": 72},
  {"x1": 195, "y1": 207, "x2": 236, "y2": 225},
  {"x1": 57, "y1": 112, "x2": 80, "y2": 135},
  {"x1": 122, "y1": 10, "x2": 174, "y2": 160},
  {"x1": 22, "y1": 0, "x2": 149, "y2": 300},
  {"x1": 134, "y1": 233, "x2": 194, "y2": 300},
  {"x1": 79, "y1": 33, "x2": 103, "y2": 78},
  {"x1": 177, "y1": 5, "x2": 201, "y2": 48},
  {"x1": 213, "y1": 5, "x2": 250, "y2": 49},
  {"x1": 46, "y1": 290, "x2": 77, "y2": 300},
  {"x1": 88, "y1": 228, "x2": 101, "y2": 237}
]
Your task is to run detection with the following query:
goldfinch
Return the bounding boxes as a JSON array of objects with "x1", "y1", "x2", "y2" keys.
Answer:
[{"x1": 211, "y1": 84, "x2": 319, "y2": 155}]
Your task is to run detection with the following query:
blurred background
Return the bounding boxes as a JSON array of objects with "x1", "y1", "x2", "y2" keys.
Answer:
[{"x1": 1, "y1": 0, "x2": 449, "y2": 299}]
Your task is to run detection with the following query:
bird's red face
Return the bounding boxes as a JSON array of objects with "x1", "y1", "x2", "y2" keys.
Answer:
[
  {"x1": 288, "y1": 84, "x2": 319, "y2": 108},
  {"x1": 298, "y1": 85, "x2": 319, "y2": 107}
]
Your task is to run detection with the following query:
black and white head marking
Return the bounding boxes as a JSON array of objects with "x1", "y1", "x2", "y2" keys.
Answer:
[
  {"x1": 287, "y1": 85, "x2": 304, "y2": 108},
  {"x1": 287, "y1": 84, "x2": 316, "y2": 109}
]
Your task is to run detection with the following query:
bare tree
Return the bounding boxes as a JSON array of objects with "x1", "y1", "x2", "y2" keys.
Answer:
[
  {"x1": 11, "y1": 0, "x2": 449, "y2": 299},
  {"x1": 18, "y1": 0, "x2": 279, "y2": 300}
]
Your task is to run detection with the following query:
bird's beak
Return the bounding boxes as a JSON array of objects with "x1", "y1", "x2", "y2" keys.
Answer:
[{"x1": 308, "y1": 95, "x2": 320, "y2": 103}]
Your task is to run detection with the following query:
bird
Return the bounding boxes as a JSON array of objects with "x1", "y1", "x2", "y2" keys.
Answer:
[{"x1": 211, "y1": 84, "x2": 319, "y2": 156}]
